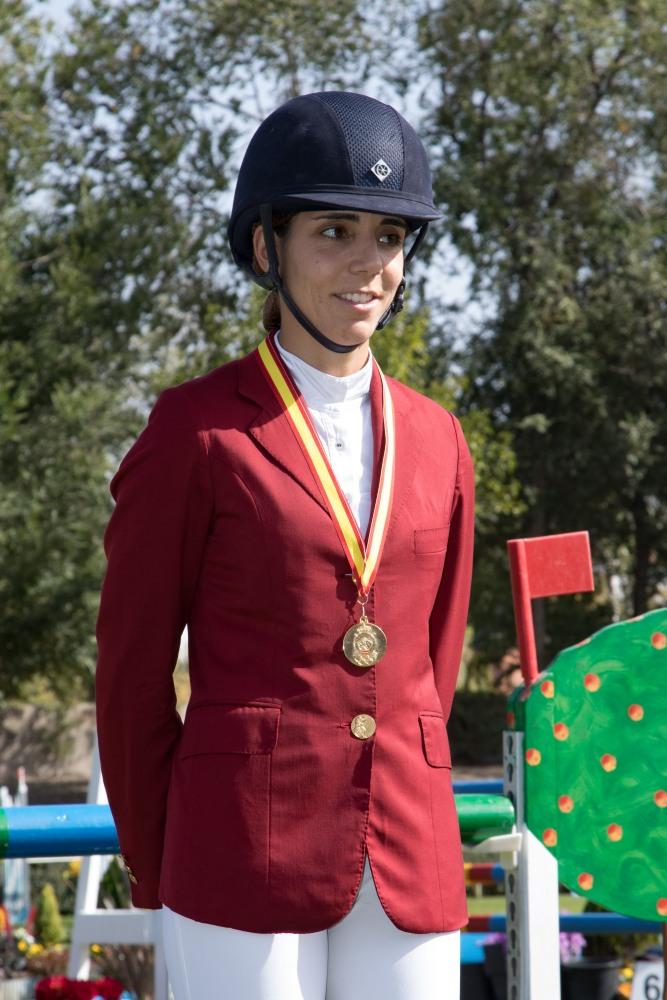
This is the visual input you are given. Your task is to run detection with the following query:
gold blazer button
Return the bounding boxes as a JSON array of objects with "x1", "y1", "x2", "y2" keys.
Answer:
[
  {"x1": 350, "y1": 714, "x2": 376, "y2": 740},
  {"x1": 120, "y1": 854, "x2": 138, "y2": 884}
]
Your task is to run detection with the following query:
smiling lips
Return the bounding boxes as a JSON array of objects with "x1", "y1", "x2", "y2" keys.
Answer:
[{"x1": 335, "y1": 291, "x2": 380, "y2": 306}]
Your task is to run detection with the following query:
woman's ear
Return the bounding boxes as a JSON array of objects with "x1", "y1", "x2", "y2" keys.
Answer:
[{"x1": 252, "y1": 223, "x2": 270, "y2": 275}]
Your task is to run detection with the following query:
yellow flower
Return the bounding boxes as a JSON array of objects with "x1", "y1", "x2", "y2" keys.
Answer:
[
  {"x1": 68, "y1": 859, "x2": 81, "y2": 877},
  {"x1": 27, "y1": 943, "x2": 43, "y2": 957},
  {"x1": 90, "y1": 944, "x2": 102, "y2": 954},
  {"x1": 17, "y1": 940, "x2": 27, "y2": 952}
]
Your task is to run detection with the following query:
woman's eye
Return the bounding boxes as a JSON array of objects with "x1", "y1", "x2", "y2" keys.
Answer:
[
  {"x1": 318, "y1": 225, "x2": 404, "y2": 245},
  {"x1": 321, "y1": 225, "x2": 346, "y2": 239},
  {"x1": 379, "y1": 231, "x2": 404, "y2": 246}
]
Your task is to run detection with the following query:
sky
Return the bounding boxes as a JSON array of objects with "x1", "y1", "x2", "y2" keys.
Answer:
[{"x1": 40, "y1": 0, "x2": 73, "y2": 32}]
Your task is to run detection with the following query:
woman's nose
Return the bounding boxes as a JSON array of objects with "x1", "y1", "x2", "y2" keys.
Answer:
[{"x1": 349, "y1": 236, "x2": 383, "y2": 273}]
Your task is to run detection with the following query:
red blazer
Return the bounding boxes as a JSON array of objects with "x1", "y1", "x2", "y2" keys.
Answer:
[{"x1": 95, "y1": 345, "x2": 475, "y2": 933}]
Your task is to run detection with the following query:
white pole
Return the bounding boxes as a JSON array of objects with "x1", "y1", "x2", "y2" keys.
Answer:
[{"x1": 504, "y1": 730, "x2": 561, "y2": 1000}]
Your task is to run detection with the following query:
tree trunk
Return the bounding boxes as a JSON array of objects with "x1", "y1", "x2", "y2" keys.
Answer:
[{"x1": 631, "y1": 492, "x2": 650, "y2": 616}]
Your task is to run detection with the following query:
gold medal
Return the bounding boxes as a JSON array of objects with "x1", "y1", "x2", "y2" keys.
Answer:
[{"x1": 343, "y1": 611, "x2": 387, "y2": 667}]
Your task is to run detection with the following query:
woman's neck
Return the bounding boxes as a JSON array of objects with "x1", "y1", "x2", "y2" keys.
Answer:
[{"x1": 276, "y1": 326, "x2": 370, "y2": 376}]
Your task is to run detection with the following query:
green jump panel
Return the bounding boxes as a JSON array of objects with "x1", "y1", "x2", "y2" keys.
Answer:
[
  {"x1": 455, "y1": 794, "x2": 515, "y2": 844},
  {"x1": 508, "y1": 608, "x2": 667, "y2": 922}
]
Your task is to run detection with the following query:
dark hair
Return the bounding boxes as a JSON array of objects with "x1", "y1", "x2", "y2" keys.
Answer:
[{"x1": 252, "y1": 213, "x2": 294, "y2": 332}]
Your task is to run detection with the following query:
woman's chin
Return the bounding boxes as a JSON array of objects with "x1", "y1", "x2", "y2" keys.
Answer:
[{"x1": 328, "y1": 319, "x2": 379, "y2": 344}]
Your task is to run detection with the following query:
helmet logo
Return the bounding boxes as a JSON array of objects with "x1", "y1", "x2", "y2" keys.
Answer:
[{"x1": 370, "y1": 159, "x2": 392, "y2": 182}]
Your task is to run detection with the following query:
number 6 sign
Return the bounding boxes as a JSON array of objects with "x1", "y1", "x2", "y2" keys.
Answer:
[{"x1": 631, "y1": 961, "x2": 663, "y2": 1000}]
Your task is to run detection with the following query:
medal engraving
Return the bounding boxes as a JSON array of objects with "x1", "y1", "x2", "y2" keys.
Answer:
[{"x1": 343, "y1": 613, "x2": 387, "y2": 667}]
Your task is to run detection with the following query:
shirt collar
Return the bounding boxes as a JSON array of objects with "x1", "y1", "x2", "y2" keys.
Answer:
[{"x1": 274, "y1": 330, "x2": 372, "y2": 407}]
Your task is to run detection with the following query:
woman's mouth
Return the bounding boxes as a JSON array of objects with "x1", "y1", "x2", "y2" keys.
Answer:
[{"x1": 333, "y1": 291, "x2": 379, "y2": 309}]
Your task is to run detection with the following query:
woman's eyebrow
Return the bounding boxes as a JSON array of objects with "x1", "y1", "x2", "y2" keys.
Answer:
[
  {"x1": 313, "y1": 213, "x2": 360, "y2": 221},
  {"x1": 312, "y1": 213, "x2": 408, "y2": 228}
]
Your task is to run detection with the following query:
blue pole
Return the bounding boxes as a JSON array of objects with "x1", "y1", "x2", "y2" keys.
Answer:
[
  {"x1": 0, "y1": 797, "x2": 515, "y2": 857},
  {"x1": 469, "y1": 913, "x2": 662, "y2": 934},
  {"x1": 0, "y1": 805, "x2": 118, "y2": 857},
  {"x1": 453, "y1": 779, "x2": 504, "y2": 794}
]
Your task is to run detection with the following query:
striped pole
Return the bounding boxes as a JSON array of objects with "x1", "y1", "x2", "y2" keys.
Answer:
[
  {"x1": 466, "y1": 912, "x2": 663, "y2": 934},
  {"x1": 0, "y1": 796, "x2": 515, "y2": 858}
]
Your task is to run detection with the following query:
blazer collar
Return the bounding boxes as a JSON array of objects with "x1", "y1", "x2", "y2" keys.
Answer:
[{"x1": 237, "y1": 346, "x2": 422, "y2": 544}]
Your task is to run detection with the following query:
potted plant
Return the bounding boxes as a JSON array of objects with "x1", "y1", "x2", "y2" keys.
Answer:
[
  {"x1": 0, "y1": 924, "x2": 38, "y2": 1000},
  {"x1": 18, "y1": 882, "x2": 69, "y2": 982},
  {"x1": 482, "y1": 933, "x2": 507, "y2": 1000},
  {"x1": 560, "y1": 932, "x2": 623, "y2": 1000}
]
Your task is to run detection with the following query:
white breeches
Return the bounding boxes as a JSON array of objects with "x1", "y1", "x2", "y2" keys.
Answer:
[{"x1": 161, "y1": 856, "x2": 461, "y2": 1000}]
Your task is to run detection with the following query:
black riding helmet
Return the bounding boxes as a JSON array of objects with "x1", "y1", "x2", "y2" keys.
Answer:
[{"x1": 228, "y1": 91, "x2": 441, "y2": 354}]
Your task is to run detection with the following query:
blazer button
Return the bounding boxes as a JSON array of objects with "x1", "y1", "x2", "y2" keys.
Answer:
[
  {"x1": 350, "y1": 714, "x2": 376, "y2": 740},
  {"x1": 120, "y1": 854, "x2": 138, "y2": 885}
]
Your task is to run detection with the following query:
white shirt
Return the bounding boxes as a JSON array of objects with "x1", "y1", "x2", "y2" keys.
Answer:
[{"x1": 274, "y1": 331, "x2": 374, "y2": 538}]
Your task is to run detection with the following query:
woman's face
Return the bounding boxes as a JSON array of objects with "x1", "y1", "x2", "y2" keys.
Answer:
[{"x1": 253, "y1": 209, "x2": 407, "y2": 350}]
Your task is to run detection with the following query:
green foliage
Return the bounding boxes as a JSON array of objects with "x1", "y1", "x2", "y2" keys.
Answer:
[
  {"x1": 1, "y1": 0, "x2": 232, "y2": 699},
  {"x1": 99, "y1": 856, "x2": 131, "y2": 910},
  {"x1": 0, "y1": 2, "x2": 114, "y2": 700},
  {"x1": 0, "y1": 1, "x2": 49, "y2": 198},
  {"x1": 30, "y1": 861, "x2": 78, "y2": 919},
  {"x1": 166, "y1": 0, "x2": 377, "y2": 98},
  {"x1": 418, "y1": 0, "x2": 667, "y2": 664},
  {"x1": 374, "y1": 303, "x2": 446, "y2": 394},
  {"x1": 34, "y1": 882, "x2": 65, "y2": 947}
]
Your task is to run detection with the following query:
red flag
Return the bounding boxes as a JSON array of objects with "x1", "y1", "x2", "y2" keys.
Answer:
[{"x1": 507, "y1": 531, "x2": 594, "y2": 683}]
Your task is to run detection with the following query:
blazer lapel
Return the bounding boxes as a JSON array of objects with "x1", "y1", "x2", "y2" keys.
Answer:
[
  {"x1": 238, "y1": 351, "x2": 329, "y2": 514},
  {"x1": 238, "y1": 348, "x2": 423, "y2": 543},
  {"x1": 381, "y1": 375, "x2": 424, "y2": 538},
  {"x1": 366, "y1": 362, "x2": 385, "y2": 544}
]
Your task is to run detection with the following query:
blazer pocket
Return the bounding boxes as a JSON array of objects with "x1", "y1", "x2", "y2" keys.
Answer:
[
  {"x1": 418, "y1": 712, "x2": 452, "y2": 768},
  {"x1": 414, "y1": 526, "x2": 449, "y2": 554},
  {"x1": 180, "y1": 701, "x2": 281, "y2": 758}
]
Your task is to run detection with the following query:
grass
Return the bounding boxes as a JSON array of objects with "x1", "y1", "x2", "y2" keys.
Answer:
[{"x1": 466, "y1": 892, "x2": 588, "y2": 915}]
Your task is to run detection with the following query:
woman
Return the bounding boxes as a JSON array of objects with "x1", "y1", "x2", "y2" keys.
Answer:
[{"x1": 95, "y1": 91, "x2": 474, "y2": 1000}]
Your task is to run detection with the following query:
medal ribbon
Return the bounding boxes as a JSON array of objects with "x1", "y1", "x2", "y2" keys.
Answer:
[{"x1": 256, "y1": 332, "x2": 395, "y2": 600}]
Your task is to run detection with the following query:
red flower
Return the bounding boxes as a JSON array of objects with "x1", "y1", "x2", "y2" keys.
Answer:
[
  {"x1": 36, "y1": 978, "x2": 68, "y2": 1000},
  {"x1": 94, "y1": 979, "x2": 125, "y2": 1000},
  {"x1": 72, "y1": 982, "x2": 97, "y2": 1000},
  {"x1": 34, "y1": 978, "x2": 125, "y2": 1000}
]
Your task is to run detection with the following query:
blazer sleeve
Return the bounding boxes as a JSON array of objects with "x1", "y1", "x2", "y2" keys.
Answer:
[
  {"x1": 95, "y1": 385, "x2": 213, "y2": 908},
  {"x1": 428, "y1": 413, "x2": 475, "y2": 723}
]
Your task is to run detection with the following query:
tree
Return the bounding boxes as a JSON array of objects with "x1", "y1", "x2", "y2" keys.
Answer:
[
  {"x1": 0, "y1": 1, "x2": 164, "y2": 701},
  {"x1": 1, "y1": 3, "x2": 99, "y2": 700},
  {"x1": 1, "y1": 0, "x2": 426, "y2": 700},
  {"x1": 417, "y1": 0, "x2": 667, "y2": 664},
  {"x1": 34, "y1": 882, "x2": 65, "y2": 947}
]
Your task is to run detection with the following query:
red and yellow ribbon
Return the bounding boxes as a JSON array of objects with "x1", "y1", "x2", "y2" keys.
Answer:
[{"x1": 256, "y1": 332, "x2": 395, "y2": 599}]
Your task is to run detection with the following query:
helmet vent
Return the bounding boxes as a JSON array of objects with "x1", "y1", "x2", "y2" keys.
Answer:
[{"x1": 316, "y1": 92, "x2": 404, "y2": 190}]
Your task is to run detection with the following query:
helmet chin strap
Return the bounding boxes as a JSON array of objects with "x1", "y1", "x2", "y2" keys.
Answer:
[{"x1": 259, "y1": 204, "x2": 427, "y2": 353}]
